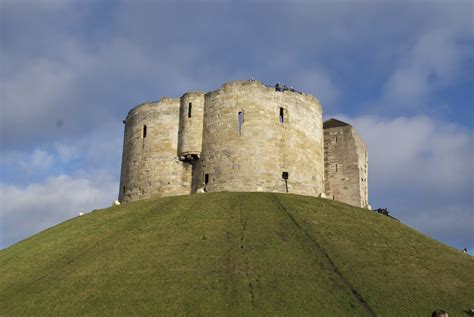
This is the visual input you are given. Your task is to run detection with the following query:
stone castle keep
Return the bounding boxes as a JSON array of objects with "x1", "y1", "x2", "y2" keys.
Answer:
[{"x1": 119, "y1": 80, "x2": 368, "y2": 208}]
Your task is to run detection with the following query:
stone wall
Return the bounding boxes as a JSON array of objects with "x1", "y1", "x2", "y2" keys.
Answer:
[
  {"x1": 353, "y1": 129, "x2": 369, "y2": 207},
  {"x1": 118, "y1": 98, "x2": 192, "y2": 203},
  {"x1": 323, "y1": 119, "x2": 368, "y2": 207},
  {"x1": 200, "y1": 80, "x2": 324, "y2": 196}
]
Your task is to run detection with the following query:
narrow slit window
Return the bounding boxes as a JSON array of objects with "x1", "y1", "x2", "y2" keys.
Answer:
[
  {"x1": 335, "y1": 164, "x2": 338, "y2": 172},
  {"x1": 335, "y1": 136, "x2": 338, "y2": 143},
  {"x1": 143, "y1": 125, "x2": 147, "y2": 138},
  {"x1": 238, "y1": 111, "x2": 244, "y2": 135},
  {"x1": 122, "y1": 186, "x2": 126, "y2": 194},
  {"x1": 282, "y1": 171, "x2": 289, "y2": 192},
  {"x1": 204, "y1": 174, "x2": 209, "y2": 184},
  {"x1": 188, "y1": 102, "x2": 192, "y2": 118},
  {"x1": 279, "y1": 107, "x2": 284, "y2": 123}
]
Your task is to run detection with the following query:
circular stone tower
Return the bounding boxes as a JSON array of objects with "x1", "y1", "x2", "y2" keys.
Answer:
[
  {"x1": 118, "y1": 98, "x2": 192, "y2": 203},
  {"x1": 200, "y1": 80, "x2": 324, "y2": 196},
  {"x1": 177, "y1": 92, "x2": 205, "y2": 159}
]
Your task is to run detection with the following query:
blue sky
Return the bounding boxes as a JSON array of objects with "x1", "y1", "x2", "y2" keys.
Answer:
[{"x1": 1, "y1": 0, "x2": 473, "y2": 251}]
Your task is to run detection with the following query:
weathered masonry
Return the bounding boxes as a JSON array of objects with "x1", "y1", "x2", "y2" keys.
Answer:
[
  {"x1": 323, "y1": 119, "x2": 368, "y2": 208},
  {"x1": 118, "y1": 80, "x2": 369, "y2": 208}
]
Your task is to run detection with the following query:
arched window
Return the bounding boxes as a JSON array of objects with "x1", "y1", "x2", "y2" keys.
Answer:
[{"x1": 143, "y1": 125, "x2": 147, "y2": 138}]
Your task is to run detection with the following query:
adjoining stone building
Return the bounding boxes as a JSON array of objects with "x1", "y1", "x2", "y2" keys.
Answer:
[
  {"x1": 323, "y1": 119, "x2": 368, "y2": 208},
  {"x1": 118, "y1": 80, "x2": 368, "y2": 208}
]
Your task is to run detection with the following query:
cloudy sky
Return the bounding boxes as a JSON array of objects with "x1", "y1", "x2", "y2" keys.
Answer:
[{"x1": 1, "y1": 0, "x2": 473, "y2": 251}]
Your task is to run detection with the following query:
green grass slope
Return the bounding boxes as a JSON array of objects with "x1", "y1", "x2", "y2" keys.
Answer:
[{"x1": 1, "y1": 192, "x2": 472, "y2": 316}]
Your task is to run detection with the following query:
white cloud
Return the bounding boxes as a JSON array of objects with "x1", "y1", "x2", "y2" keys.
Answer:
[
  {"x1": 2, "y1": 58, "x2": 76, "y2": 128},
  {"x1": 383, "y1": 27, "x2": 472, "y2": 108},
  {"x1": 289, "y1": 71, "x2": 340, "y2": 107},
  {"x1": 0, "y1": 172, "x2": 118, "y2": 249},
  {"x1": 1, "y1": 148, "x2": 55, "y2": 174},
  {"x1": 54, "y1": 142, "x2": 80, "y2": 162},
  {"x1": 53, "y1": 119, "x2": 123, "y2": 167},
  {"x1": 1, "y1": 118, "x2": 123, "y2": 177},
  {"x1": 20, "y1": 149, "x2": 55, "y2": 171},
  {"x1": 409, "y1": 204, "x2": 473, "y2": 250},
  {"x1": 346, "y1": 115, "x2": 473, "y2": 191}
]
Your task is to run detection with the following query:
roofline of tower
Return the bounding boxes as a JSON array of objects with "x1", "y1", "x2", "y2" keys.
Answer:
[
  {"x1": 124, "y1": 79, "x2": 325, "y2": 120},
  {"x1": 323, "y1": 118, "x2": 351, "y2": 129},
  {"x1": 181, "y1": 91, "x2": 205, "y2": 98},
  {"x1": 204, "y1": 79, "x2": 322, "y2": 106},
  {"x1": 126, "y1": 97, "x2": 180, "y2": 117}
]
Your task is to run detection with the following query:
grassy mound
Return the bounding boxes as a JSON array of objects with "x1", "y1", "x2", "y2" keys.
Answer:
[{"x1": 1, "y1": 192, "x2": 472, "y2": 316}]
